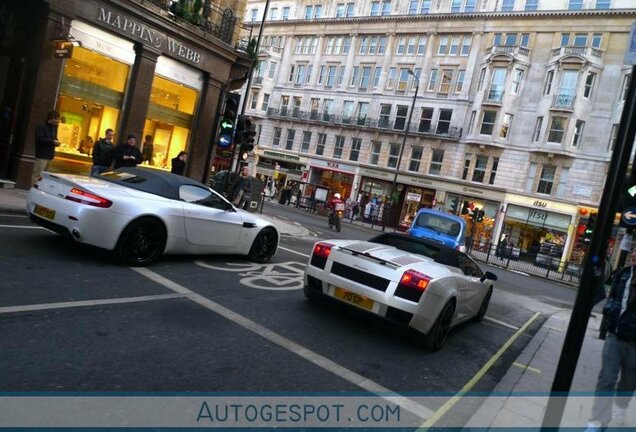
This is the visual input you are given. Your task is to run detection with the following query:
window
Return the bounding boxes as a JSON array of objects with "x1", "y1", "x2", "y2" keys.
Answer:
[
  {"x1": 272, "y1": 127, "x2": 282, "y2": 147},
  {"x1": 282, "y1": 7, "x2": 290, "y2": 19},
  {"x1": 370, "y1": 141, "x2": 382, "y2": 164},
  {"x1": 462, "y1": 155, "x2": 471, "y2": 180},
  {"x1": 525, "y1": 0, "x2": 538, "y2": 11},
  {"x1": 268, "y1": 62, "x2": 277, "y2": 79},
  {"x1": 572, "y1": 120, "x2": 584, "y2": 148},
  {"x1": 465, "y1": 0, "x2": 475, "y2": 12},
  {"x1": 592, "y1": 33, "x2": 602, "y2": 49},
  {"x1": 488, "y1": 67, "x2": 506, "y2": 102},
  {"x1": 556, "y1": 167, "x2": 569, "y2": 197},
  {"x1": 568, "y1": 0, "x2": 583, "y2": 10},
  {"x1": 387, "y1": 67, "x2": 397, "y2": 89},
  {"x1": 437, "y1": 109, "x2": 453, "y2": 134},
  {"x1": 449, "y1": 36, "x2": 460, "y2": 55},
  {"x1": 560, "y1": 33, "x2": 570, "y2": 47},
  {"x1": 394, "y1": 105, "x2": 409, "y2": 130},
  {"x1": 418, "y1": 36, "x2": 427, "y2": 54},
  {"x1": 493, "y1": 33, "x2": 502, "y2": 46},
  {"x1": 261, "y1": 94, "x2": 270, "y2": 112},
  {"x1": 505, "y1": 33, "x2": 517, "y2": 46},
  {"x1": 477, "y1": 68, "x2": 486, "y2": 91},
  {"x1": 409, "y1": 147, "x2": 423, "y2": 172},
  {"x1": 316, "y1": 133, "x2": 326, "y2": 155},
  {"x1": 357, "y1": 102, "x2": 369, "y2": 125},
  {"x1": 621, "y1": 74, "x2": 632, "y2": 101},
  {"x1": 537, "y1": 166, "x2": 556, "y2": 194},
  {"x1": 411, "y1": 68, "x2": 421, "y2": 90},
  {"x1": 489, "y1": 157, "x2": 499, "y2": 185},
  {"x1": 583, "y1": 72, "x2": 596, "y2": 99},
  {"x1": 350, "y1": 137, "x2": 361, "y2": 161},
  {"x1": 333, "y1": 135, "x2": 345, "y2": 158},
  {"x1": 608, "y1": 124, "x2": 618, "y2": 151},
  {"x1": 300, "y1": 131, "x2": 312, "y2": 153},
  {"x1": 428, "y1": 69, "x2": 438, "y2": 91},
  {"x1": 350, "y1": 66, "x2": 359, "y2": 87},
  {"x1": 573, "y1": 33, "x2": 587, "y2": 47},
  {"x1": 557, "y1": 69, "x2": 577, "y2": 107},
  {"x1": 547, "y1": 116, "x2": 567, "y2": 143},
  {"x1": 451, "y1": 0, "x2": 462, "y2": 12},
  {"x1": 388, "y1": 144, "x2": 400, "y2": 168},
  {"x1": 438, "y1": 69, "x2": 453, "y2": 94},
  {"x1": 379, "y1": 104, "x2": 391, "y2": 128},
  {"x1": 480, "y1": 111, "x2": 497, "y2": 135},
  {"x1": 467, "y1": 110, "x2": 476, "y2": 134},
  {"x1": 397, "y1": 68, "x2": 410, "y2": 91},
  {"x1": 501, "y1": 0, "x2": 515, "y2": 11},
  {"x1": 543, "y1": 70, "x2": 554, "y2": 95},
  {"x1": 269, "y1": 7, "x2": 278, "y2": 20},
  {"x1": 526, "y1": 163, "x2": 537, "y2": 192},
  {"x1": 180, "y1": 186, "x2": 229, "y2": 210},
  {"x1": 285, "y1": 129, "x2": 296, "y2": 150},
  {"x1": 455, "y1": 70, "x2": 465, "y2": 93},
  {"x1": 342, "y1": 100, "x2": 354, "y2": 123},
  {"x1": 373, "y1": 67, "x2": 382, "y2": 87},
  {"x1": 512, "y1": 68, "x2": 523, "y2": 95},
  {"x1": 250, "y1": 92, "x2": 258, "y2": 110},
  {"x1": 438, "y1": 36, "x2": 448, "y2": 55},
  {"x1": 370, "y1": 1, "x2": 381, "y2": 15},
  {"x1": 472, "y1": 156, "x2": 488, "y2": 183},
  {"x1": 419, "y1": 107, "x2": 434, "y2": 132},
  {"x1": 520, "y1": 33, "x2": 530, "y2": 47},
  {"x1": 325, "y1": 66, "x2": 337, "y2": 87},
  {"x1": 461, "y1": 36, "x2": 472, "y2": 56},
  {"x1": 408, "y1": 0, "x2": 432, "y2": 14},
  {"x1": 500, "y1": 113, "x2": 513, "y2": 139},
  {"x1": 596, "y1": 0, "x2": 611, "y2": 9},
  {"x1": 249, "y1": 8, "x2": 258, "y2": 21},
  {"x1": 533, "y1": 116, "x2": 543, "y2": 142},
  {"x1": 429, "y1": 149, "x2": 444, "y2": 175}
]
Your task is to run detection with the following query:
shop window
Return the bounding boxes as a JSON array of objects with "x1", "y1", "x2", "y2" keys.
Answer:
[
  {"x1": 409, "y1": 147, "x2": 423, "y2": 172},
  {"x1": 316, "y1": 133, "x2": 326, "y2": 155},
  {"x1": 301, "y1": 131, "x2": 312, "y2": 153},
  {"x1": 429, "y1": 149, "x2": 444, "y2": 175},
  {"x1": 272, "y1": 127, "x2": 282, "y2": 147},
  {"x1": 334, "y1": 135, "x2": 345, "y2": 159},
  {"x1": 370, "y1": 141, "x2": 382, "y2": 165},
  {"x1": 537, "y1": 165, "x2": 556, "y2": 194},
  {"x1": 419, "y1": 107, "x2": 434, "y2": 133},
  {"x1": 56, "y1": 46, "x2": 130, "y2": 158},
  {"x1": 285, "y1": 129, "x2": 296, "y2": 150},
  {"x1": 472, "y1": 155, "x2": 488, "y2": 183},
  {"x1": 349, "y1": 137, "x2": 361, "y2": 161},
  {"x1": 388, "y1": 143, "x2": 400, "y2": 168},
  {"x1": 489, "y1": 157, "x2": 499, "y2": 185}
]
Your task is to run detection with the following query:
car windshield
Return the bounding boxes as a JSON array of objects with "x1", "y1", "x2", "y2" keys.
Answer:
[{"x1": 414, "y1": 213, "x2": 461, "y2": 237}]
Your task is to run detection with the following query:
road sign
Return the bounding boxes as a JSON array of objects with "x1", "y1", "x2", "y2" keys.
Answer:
[
  {"x1": 625, "y1": 21, "x2": 636, "y2": 65},
  {"x1": 622, "y1": 207, "x2": 636, "y2": 225}
]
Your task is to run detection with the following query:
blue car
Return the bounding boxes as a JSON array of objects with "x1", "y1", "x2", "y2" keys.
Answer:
[{"x1": 407, "y1": 208, "x2": 467, "y2": 251}]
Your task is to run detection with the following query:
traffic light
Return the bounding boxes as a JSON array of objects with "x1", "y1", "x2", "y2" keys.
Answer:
[
  {"x1": 449, "y1": 197, "x2": 459, "y2": 214},
  {"x1": 461, "y1": 201, "x2": 470, "y2": 215},
  {"x1": 236, "y1": 115, "x2": 256, "y2": 152},
  {"x1": 476, "y1": 209, "x2": 485, "y2": 223},
  {"x1": 583, "y1": 213, "x2": 597, "y2": 243},
  {"x1": 217, "y1": 93, "x2": 240, "y2": 149}
]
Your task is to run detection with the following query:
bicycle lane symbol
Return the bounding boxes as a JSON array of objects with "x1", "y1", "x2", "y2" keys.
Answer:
[{"x1": 194, "y1": 260, "x2": 306, "y2": 291}]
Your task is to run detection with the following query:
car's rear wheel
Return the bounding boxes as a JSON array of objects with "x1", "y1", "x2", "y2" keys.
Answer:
[
  {"x1": 425, "y1": 300, "x2": 455, "y2": 351},
  {"x1": 474, "y1": 286, "x2": 493, "y2": 323},
  {"x1": 248, "y1": 228, "x2": 277, "y2": 263},
  {"x1": 116, "y1": 217, "x2": 166, "y2": 267}
]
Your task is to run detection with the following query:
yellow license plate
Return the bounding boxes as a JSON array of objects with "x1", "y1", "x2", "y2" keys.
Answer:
[
  {"x1": 334, "y1": 287, "x2": 374, "y2": 310},
  {"x1": 34, "y1": 204, "x2": 55, "y2": 221}
]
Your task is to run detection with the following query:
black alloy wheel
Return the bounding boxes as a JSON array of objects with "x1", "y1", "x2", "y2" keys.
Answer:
[
  {"x1": 474, "y1": 286, "x2": 493, "y2": 323},
  {"x1": 117, "y1": 217, "x2": 166, "y2": 267},
  {"x1": 425, "y1": 300, "x2": 456, "y2": 351},
  {"x1": 248, "y1": 228, "x2": 277, "y2": 263}
]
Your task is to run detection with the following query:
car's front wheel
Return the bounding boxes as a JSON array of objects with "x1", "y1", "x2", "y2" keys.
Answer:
[
  {"x1": 248, "y1": 228, "x2": 277, "y2": 263},
  {"x1": 474, "y1": 286, "x2": 493, "y2": 323},
  {"x1": 116, "y1": 217, "x2": 166, "y2": 267},
  {"x1": 425, "y1": 300, "x2": 455, "y2": 351}
]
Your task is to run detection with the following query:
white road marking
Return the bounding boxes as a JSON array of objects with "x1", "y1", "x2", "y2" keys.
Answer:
[
  {"x1": 483, "y1": 316, "x2": 521, "y2": 331},
  {"x1": 0, "y1": 293, "x2": 187, "y2": 314},
  {"x1": 0, "y1": 214, "x2": 27, "y2": 218},
  {"x1": 0, "y1": 224, "x2": 45, "y2": 230},
  {"x1": 132, "y1": 266, "x2": 434, "y2": 421},
  {"x1": 278, "y1": 245, "x2": 310, "y2": 258}
]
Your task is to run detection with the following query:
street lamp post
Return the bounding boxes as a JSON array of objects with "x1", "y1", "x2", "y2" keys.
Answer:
[{"x1": 383, "y1": 69, "x2": 420, "y2": 231}]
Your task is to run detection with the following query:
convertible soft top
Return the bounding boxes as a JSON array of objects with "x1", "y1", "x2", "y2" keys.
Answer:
[
  {"x1": 368, "y1": 232, "x2": 460, "y2": 268},
  {"x1": 97, "y1": 167, "x2": 207, "y2": 200}
]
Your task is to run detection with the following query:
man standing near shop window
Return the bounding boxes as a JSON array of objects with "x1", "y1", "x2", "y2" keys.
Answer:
[
  {"x1": 31, "y1": 110, "x2": 60, "y2": 185},
  {"x1": 113, "y1": 134, "x2": 142, "y2": 169},
  {"x1": 91, "y1": 128, "x2": 115, "y2": 176}
]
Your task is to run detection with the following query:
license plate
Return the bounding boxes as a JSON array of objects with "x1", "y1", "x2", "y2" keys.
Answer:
[
  {"x1": 334, "y1": 287, "x2": 374, "y2": 310},
  {"x1": 33, "y1": 204, "x2": 55, "y2": 221}
]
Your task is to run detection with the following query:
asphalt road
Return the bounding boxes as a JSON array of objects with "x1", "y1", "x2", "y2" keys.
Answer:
[{"x1": 0, "y1": 207, "x2": 580, "y2": 427}]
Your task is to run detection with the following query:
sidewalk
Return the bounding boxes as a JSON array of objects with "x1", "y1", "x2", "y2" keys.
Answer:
[{"x1": 1, "y1": 185, "x2": 631, "y2": 429}]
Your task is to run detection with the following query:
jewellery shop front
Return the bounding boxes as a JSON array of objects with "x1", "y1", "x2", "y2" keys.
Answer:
[
  {"x1": 8, "y1": 0, "x2": 250, "y2": 187},
  {"x1": 500, "y1": 195, "x2": 576, "y2": 266}
]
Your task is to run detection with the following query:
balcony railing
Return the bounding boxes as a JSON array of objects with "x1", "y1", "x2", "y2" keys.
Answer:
[
  {"x1": 552, "y1": 93, "x2": 576, "y2": 110},
  {"x1": 489, "y1": 45, "x2": 530, "y2": 57},
  {"x1": 266, "y1": 108, "x2": 462, "y2": 139},
  {"x1": 550, "y1": 46, "x2": 604, "y2": 59},
  {"x1": 141, "y1": 0, "x2": 252, "y2": 49}
]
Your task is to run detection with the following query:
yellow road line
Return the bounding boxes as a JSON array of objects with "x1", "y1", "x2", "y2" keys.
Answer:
[
  {"x1": 513, "y1": 361, "x2": 542, "y2": 374},
  {"x1": 417, "y1": 311, "x2": 542, "y2": 430}
]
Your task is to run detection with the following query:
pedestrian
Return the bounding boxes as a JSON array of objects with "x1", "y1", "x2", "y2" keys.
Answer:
[
  {"x1": 31, "y1": 110, "x2": 61, "y2": 185},
  {"x1": 91, "y1": 128, "x2": 115, "y2": 176},
  {"x1": 497, "y1": 235, "x2": 508, "y2": 258},
  {"x1": 295, "y1": 186, "x2": 302, "y2": 208},
  {"x1": 171, "y1": 151, "x2": 187, "y2": 175},
  {"x1": 585, "y1": 249, "x2": 636, "y2": 430},
  {"x1": 113, "y1": 134, "x2": 142, "y2": 169},
  {"x1": 142, "y1": 135, "x2": 154, "y2": 165},
  {"x1": 232, "y1": 166, "x2": 251, "y2": 209}
]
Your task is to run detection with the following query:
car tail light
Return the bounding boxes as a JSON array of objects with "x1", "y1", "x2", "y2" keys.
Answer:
[
  {"x1": 33, "y1": 176, "x2": 43, "y2": 189},
  {"x1": 65, "y1": 188, "x2": 112, "y2": 208},
  {"x1": 310, "y1": 242, "x2": 334, "y2": 269},
  {"x1": 395, "y1": 269, "x2": 431, "y2": 302}
]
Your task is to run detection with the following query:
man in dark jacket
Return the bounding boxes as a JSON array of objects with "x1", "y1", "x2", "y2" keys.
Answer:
[
  {"x1": 31, "y1": 110, "x2": 60, "y2": 185},
  {"x1": 91, "y1": 128, "x2": 115, "y2": 176},
  {"x1": 586, "y1": 249, "x2": 636, "y2": 430},
  {"x1": 113, "y1": 134, "x2": 142, "y2": 169}
]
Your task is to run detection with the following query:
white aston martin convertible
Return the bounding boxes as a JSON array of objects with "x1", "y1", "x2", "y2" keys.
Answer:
[
  {"x1": 303, "y1": 233, "x2": 497, "y2": 350},
  {"x1": 26, "y1": 168, "x2": 279, "y2": 266}
]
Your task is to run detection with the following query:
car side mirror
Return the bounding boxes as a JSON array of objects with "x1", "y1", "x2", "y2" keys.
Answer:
[{"x1": 480, "y1": 271, "x2": 498, "y2": 283}]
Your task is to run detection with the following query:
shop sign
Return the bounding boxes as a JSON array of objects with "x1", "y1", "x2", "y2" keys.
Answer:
[
  {"x1": 54, "y1": 40, "x2": 74, "y2": 58},
  {"x1": 263, "y1": 150, "x2": 300, "y2": 162},
  {"x1": 359, "y1": 167, "x2": 392, "y2": 179},
  {"x1": 505, "y1": 194, "x2": 577, "y2": 215},
  {"x1": 311, "y1": 159, "x2": 355, "y2": 173},
  {"x1": 399, "y1": 175, "x2": 434, "y2": 187},
  {"x1": 406, "y1": 192, "x2": 422, "y2": 202},
  {"x1": 462, "y1": 187, "x2": 484, "y2": 196},
  {"x1": 97, "y1": 7, "x2": 201, "y2": 64}
]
